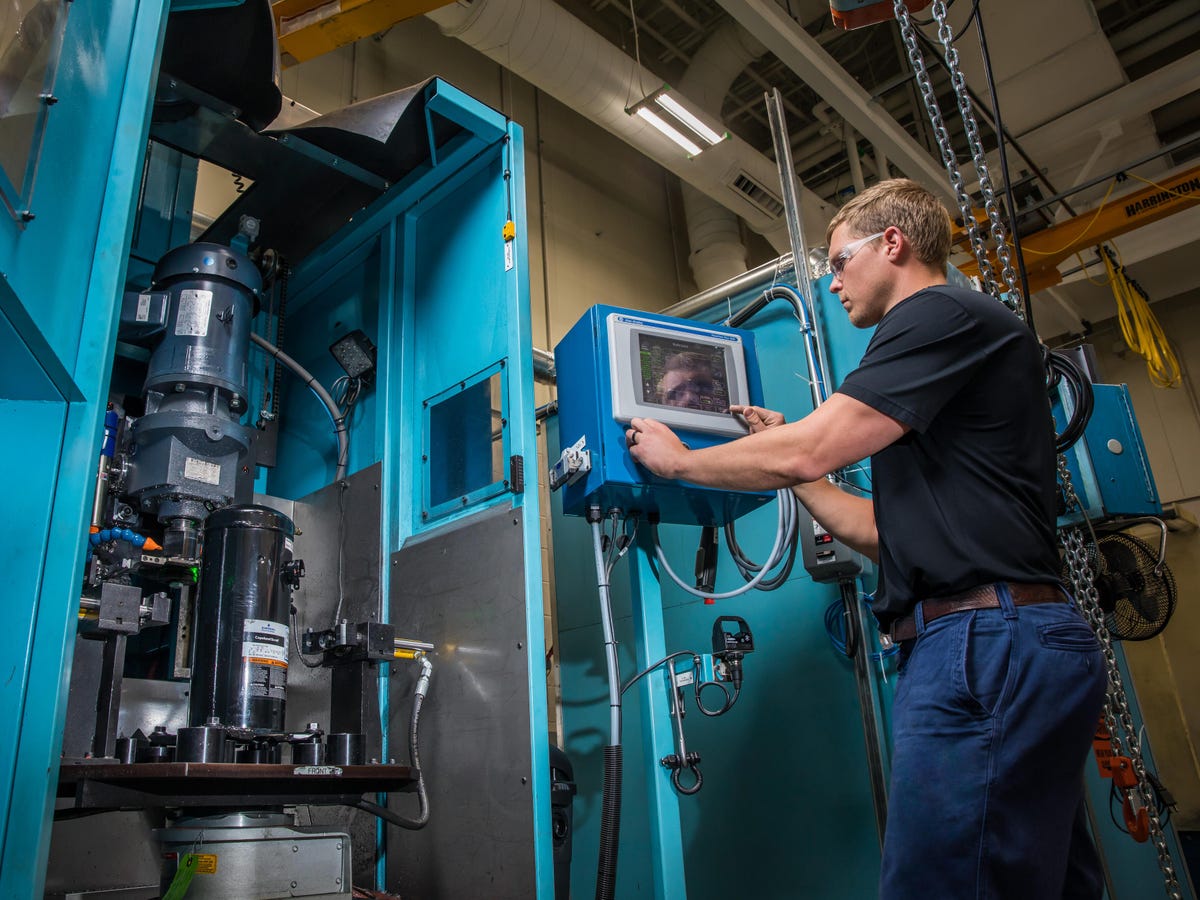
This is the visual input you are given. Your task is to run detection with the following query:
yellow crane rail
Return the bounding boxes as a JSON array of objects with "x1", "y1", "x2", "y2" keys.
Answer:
[
  {"x1": 955, "y1": 163, "x2": 1200, "y2": 291},
  {"x1": 272, "y1": 0, "x2": 454, "y2": 66}
]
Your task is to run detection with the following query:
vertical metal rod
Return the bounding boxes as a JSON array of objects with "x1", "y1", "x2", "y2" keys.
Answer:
[
  {"x1": 843, "y1": 580, "x2": 890, "y2": 846},
  {"x1": 628, "y1": 530, "x2": 687, "y2": 900},
  {"x1": 764, "y1": 89, "x2": 835, "y2": 405}
]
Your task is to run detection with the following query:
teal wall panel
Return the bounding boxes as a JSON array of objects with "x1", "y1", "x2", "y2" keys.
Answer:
[{"x1": 0, "y1": 0, "x2": 170, "y2": 895}]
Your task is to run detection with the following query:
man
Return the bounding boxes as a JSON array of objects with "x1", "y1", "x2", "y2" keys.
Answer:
[{"x1": 626, "y1": 179, "x2": 1107, "y2": 899}]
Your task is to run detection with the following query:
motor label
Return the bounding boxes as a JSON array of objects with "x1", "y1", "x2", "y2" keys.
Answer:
[
  {"x1": 183, "y1": 457, "x2": 221, "y2": 486},
  {"x1": 243, "y1": 619, "x2": 288, "y2": 701},
  {"x1": 136, "y1": 293, "x2": 152, "y2": 322},
  {"x1": 176, "y1": 289, "x2": 212, "y2": 336},
  {"x1": 243, "y1": 619, "x2": 288, "y2": 665}
]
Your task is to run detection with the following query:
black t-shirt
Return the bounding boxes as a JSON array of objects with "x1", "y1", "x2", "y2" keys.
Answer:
[{"x1": 836, "y1": 284, "x2": 1060, "y2": 626}]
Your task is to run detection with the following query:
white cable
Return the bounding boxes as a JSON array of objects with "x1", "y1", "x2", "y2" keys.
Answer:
[{"x1": 655, "y1": 489, "x2": 795, "y2": 599}]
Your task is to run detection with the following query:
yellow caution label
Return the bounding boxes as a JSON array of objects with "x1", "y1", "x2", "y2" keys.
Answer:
[{"x1": 194, "y1": 854, "x2": 218, "y2": 874}]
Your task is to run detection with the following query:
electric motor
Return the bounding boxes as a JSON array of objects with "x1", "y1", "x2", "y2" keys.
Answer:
[{"x1": 190, "y1": 504, "x2": 299, "y2": 734}]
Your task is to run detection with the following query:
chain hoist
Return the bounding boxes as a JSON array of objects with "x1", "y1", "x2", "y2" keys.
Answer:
[
  {"x1": 891, "y1": 0, "x2": 998, "y2": 300},
  {"x1": 894, "y1": 3, "x2": 1183, "y2": 896},
  {"x1": 927, "y1": 1, "x2": 1024, "y2": 318},
  {"x1": 1059, "y1": 466, "x2": 1182, "y2": 899}
]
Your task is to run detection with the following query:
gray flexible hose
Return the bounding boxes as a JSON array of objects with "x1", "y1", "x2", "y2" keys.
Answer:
[
  {"x1": 591, "y1": 518, "x2": 622, "y2": 745},
  {"x1": 249, "y1": 332, "x2": 348, "y2": 482}
]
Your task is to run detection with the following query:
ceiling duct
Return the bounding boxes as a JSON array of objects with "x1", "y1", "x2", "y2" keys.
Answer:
[
  {"x1": 426, "y1": 0, "x2": 832, "y2": 253},
  {"x1": 679, "y1": 22, "x2": 768, "y2": 290}
]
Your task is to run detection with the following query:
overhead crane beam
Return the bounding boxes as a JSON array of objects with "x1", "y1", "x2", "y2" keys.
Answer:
[
  {"x1": 271, "y1": 0, "x2": 455, "y2": 66},
  {"x1": 956, "y1": 163, "x2": 1200, "y2": 292}
]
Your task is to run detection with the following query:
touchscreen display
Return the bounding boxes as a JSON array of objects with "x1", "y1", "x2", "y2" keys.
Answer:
[{"x1": 638, "y1": 334, "x2": 731, "y2": 412}]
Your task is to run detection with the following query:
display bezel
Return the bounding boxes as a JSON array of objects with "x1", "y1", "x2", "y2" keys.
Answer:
[{"x1": 607, "y1": 313, "x2": 750, "y2": 437}]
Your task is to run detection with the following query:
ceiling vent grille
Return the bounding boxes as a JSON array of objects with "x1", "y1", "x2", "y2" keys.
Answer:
[{"x1": 729, "y1": 171, "x2": 784, "y2": 218}]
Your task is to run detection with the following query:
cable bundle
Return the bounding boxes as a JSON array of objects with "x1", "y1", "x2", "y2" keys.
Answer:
[{"x1": 1102, "y1": 247, "x2": 1180, "y2": 389}]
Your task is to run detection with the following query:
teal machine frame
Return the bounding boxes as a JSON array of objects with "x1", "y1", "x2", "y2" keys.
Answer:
[
  {"x1": 2, "y1": 3, "x2": 554, "y2": 891},
  {"x1": 553, "y1": 271, "x2": 1196, "y2": 899},
  {"x1": 0, "y1": 2, "x2": 173, "y2": 896}
]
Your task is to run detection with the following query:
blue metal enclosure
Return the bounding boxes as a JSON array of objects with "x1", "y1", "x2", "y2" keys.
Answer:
[
  {"x1": 554, "y1": 304, "x2": 772, "y2": 525},
  {"x1": 552, "y1": 272, "x2": 1195, "y2": 899},
  {"x1": 4, "y1": 14, "x2": 554, "y2": 888},
  {"x1": 0, "y1": 2, "x2": 172, "y2": 896},
  {"x1": 256, "y1": 81, "x2": 553, "y2": 895}
]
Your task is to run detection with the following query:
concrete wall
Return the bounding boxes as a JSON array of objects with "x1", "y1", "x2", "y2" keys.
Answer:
[{"x1": 1089, "y1": 285, "x2": 1200, "y2": 830}]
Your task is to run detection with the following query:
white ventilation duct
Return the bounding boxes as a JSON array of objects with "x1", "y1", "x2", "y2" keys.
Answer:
[
  {"x1": 427, "y1": 0, "x2": 831, "y2": 259},
  {"x1": 678, "y1": 22, "x2": 765, "y2": 290}
]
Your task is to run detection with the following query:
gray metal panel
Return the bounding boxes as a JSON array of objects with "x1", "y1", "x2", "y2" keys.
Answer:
[
  {"x1": 286, "y1": 464, "x2": 383, "y2": 889},
  {"x1": 117, "y1": 678, "x2": 190, "y2": 739},
  {"x1": 45, "y1": 810, "x2": 163, "y2": 897},
  {"x1": 62, "y1": 637, "x2": 106, "y2": 759},
  {"x1": 286, "y1": 463, "x2": 383, "y2": 745},
  {"x1": 386, "y1": 505, "x2": 536, "y2": 899},
  {"x1": 157, "y1": 825, "x2": 351, "y2": 899}
]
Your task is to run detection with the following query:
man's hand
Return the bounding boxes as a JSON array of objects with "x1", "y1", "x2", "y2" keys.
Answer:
[
  {"x1": 729, "y1": 405, "x2": 786, "y2": 434},
  {"x1": 626, "y1": 417, "x2": 689, "y2": 478}
]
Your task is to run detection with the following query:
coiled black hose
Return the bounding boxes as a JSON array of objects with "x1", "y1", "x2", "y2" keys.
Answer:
[
  {"x1": 595, "y1": 745, "x2": 622, "y2": 900},
  {"x1": 1046, "y1": 348, "x2": 1094, "y2": 452}
]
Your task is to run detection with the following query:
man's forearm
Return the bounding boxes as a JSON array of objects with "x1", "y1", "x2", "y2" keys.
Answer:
[{"x1": 792, "y1": 478, "x2": 878, "y2": 562}]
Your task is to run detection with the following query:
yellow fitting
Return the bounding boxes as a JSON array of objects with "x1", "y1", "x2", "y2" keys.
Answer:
[
  {"x1": 502, "y1": 220, "x2": 516, "y2": 241},
  {"x1": 394, "y1": 649, "x2": 418, "y2": 660}
]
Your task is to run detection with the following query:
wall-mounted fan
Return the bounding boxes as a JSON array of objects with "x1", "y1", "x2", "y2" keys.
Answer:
[{"x1": 1072, "y1": 528, "x2": 1178, "y2": 641}]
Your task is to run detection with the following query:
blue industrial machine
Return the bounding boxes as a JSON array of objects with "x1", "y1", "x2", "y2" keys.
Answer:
[
  {"x1": 553, "y1": 304, "x2": 771, "y2": 525},
  {"x1": 1059, "y1": 382, "x2": 1162, "y2": 524},
  {"x1": 3, "y1": 2, "x2": 556, "y2": 895}
]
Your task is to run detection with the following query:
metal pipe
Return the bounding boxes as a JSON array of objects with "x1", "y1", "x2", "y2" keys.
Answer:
[{"x1": 663, "y1": 254, "x2": 792, "y2": 319}]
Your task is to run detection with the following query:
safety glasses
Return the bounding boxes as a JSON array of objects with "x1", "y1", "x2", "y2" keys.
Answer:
[{"x1": 830, "y1": 231, "x2": 886, "y2": 278}]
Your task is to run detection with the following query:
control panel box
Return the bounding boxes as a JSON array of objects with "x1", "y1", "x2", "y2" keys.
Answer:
[{"x1": 554, "y1": 305, "x2": 773, "y2": 525}]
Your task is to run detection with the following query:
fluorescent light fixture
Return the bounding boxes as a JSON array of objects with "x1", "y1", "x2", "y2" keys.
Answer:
[
  {"x1": 626, "y1": 85, "x2": 729, "y2": 157},
  {"x1": 654, "y1": 93, "x2": 725, "y2": 146},
  {"x1": 636, "y1": 107, "x2": 703, "y2": 156}
]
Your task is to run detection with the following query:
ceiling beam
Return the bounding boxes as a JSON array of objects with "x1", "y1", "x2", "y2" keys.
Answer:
[
  {"x1": 1020, "y1": 49, "x2": 1200, "y2": 151},
  {"x1": 714, "y1": 0, "x2": 956, "y2": 204}
]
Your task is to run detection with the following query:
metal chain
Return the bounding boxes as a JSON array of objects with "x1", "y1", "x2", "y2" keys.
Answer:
[
  {"x1": 897, "y1": 1, "x2": 1183, "y2": 892},
  {"x1": 1058, "y1": 463, "x2": 1183, "y2": 900},
  {"x1": 927, "y1": 1, "x2": 1024, "y2": 319},
  {"x1": 892, "y1": 0, "x2": 999, "y2": 298}
]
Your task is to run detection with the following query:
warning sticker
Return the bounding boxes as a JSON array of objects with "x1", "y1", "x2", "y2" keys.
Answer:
[
  {"x1": 175, "y1": 289, "x2": 213, "y2": 337},
  {"x1": 243, "y1": 619, "x2": 288, "y2": 665},
  {"x1": 194, "y1": 854, "x2": 218, "y2": 874},
  {"x1": 183, "y1": 457, "x2": 221, "y2": 486}
]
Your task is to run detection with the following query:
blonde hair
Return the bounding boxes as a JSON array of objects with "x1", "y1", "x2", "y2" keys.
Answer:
[{"x1": 825, "y1": 178, "x2": 952, "y2": 267}]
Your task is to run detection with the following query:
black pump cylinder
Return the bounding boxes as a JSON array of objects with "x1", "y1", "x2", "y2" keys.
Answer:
[{"x1": 190, "y1": 505, "x2": 295, "y2": 732}]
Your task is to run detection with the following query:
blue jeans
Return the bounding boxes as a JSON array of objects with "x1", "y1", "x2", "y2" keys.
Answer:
[{"x1": 881, "y1": 584, "x2": 1108, "y2": 900}]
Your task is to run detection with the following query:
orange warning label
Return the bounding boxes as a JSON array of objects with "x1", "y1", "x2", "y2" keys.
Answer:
[
  {"x1": 247, "y1": 657, "x2": 288, "y2": 668},
  {"x1": 194, "y1": 854, "x2": 218, "y2": 874}
]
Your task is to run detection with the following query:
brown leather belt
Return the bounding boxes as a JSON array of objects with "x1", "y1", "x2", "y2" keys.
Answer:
[{"x1": 889, "y1": 582, "x2": 1067, "y2": 643}]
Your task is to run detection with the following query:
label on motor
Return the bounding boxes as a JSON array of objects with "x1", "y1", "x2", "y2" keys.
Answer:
[
  {"x1": 244, "y1": 619, "x2": 288, "y2": 665},
  {"x1": 243, "y1": 619, "x2": 288, "y2": 701},
  {"x1": 183, "y1": 457, "x2": 221, "y2": 486},
  {"x1": 175, "y1": 289, "x2": 213, "y2": 337},
  {"x1": 136, "y1": 293, "x2": 152, "y2": 322}
]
